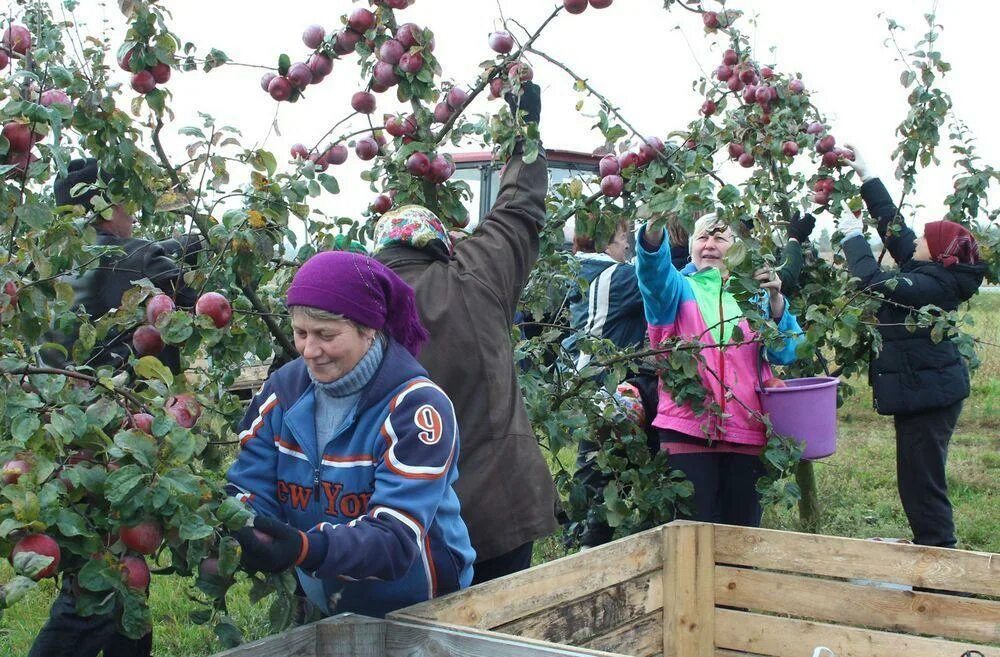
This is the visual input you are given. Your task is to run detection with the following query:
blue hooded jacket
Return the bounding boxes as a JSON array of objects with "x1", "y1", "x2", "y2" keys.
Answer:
[{"x1": 226, "y1": 338, "x2": 475, "y2": 618}]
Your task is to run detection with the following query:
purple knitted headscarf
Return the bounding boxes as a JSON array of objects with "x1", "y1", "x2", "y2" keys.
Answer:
[{"x1": 286, "y1": 251, "x2": 429, "y2": 356}]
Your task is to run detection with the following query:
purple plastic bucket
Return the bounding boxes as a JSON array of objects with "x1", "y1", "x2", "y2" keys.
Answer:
[{"x1": 758, "y1": 376, "x2": 839, "y2": 460}]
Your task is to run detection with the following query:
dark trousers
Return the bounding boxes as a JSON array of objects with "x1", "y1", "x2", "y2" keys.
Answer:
[
  {"x1": 471, "y1": 541, "x2": 533, "y2": 585},
  {"x1": 894, "y1": 401, "x2": 962, "y2": 548},
  {"x1": 29, "y1": 577, "x2": 152, "y2": 657},
  {"x1": 668, "y1": 451, "x2": 767, "y2": 527}
]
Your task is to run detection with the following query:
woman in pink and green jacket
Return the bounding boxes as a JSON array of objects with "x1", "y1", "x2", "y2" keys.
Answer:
[{"x1": 636, "y1": 213, "x2": 804, "y2": 526}]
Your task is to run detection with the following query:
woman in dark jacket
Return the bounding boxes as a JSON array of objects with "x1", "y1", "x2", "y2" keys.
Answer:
[{"x1": 841, "y1": 145, "x2": 987, "y2": 547}]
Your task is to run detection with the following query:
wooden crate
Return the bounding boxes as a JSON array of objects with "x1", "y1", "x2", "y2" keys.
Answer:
[
  {"x1": 392, "y1": 521, "x2": 1000, "y2": 657},
  {"x1": 210, "y1": 612, "x2": 621, "y2": 657}
]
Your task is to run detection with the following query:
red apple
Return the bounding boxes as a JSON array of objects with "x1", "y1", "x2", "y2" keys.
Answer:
[
  {"x1": 260, "y1": 72, "x2": 276, "y2": 92},
  {"x1": 703, "y1": 11, "x2": 719, "y2": 29},
  {"x1": 199, "y1": 557, "x2": 221, "y2": 579},
  {"x1": 307, "y1": 53, "x2": 333, "y2": 77},
  {"x1": 2, "y1": 25, "x2": 31, "y2": 56},
  {"x1": 2, "y1": 122, "x2": 36, "y2": 153},
  {"x1": 146, "y1": 293, "x2": 175, "y2": 325},
  {"x1": 508, "y1": 61, "x2": 533, "y2": 83},
  {"x1": 4, "y1": 151, "x2": 37, "y2": 176},
  {"x1": 2, "y1": 459, "x2": 29, "y2": 484},
  {"x1": 600, "y1": 174, "x2": 624, "y2": 198},
  {"x1": 618, "y1": 152, "x2": 639, "y2": 171},
  {"x1": 287, "y1": 62, "x2": 312, "y2": 88},
  {"x1": 371, "y1": 194, "x2": 392, "y2": 214},
  {"x1": 372, "y1": 61, "x2": 399, "y2": 88},
  {"x1": 432, "y1": 102, "x2": 453, "y2": 123},
  {"x1": 762, "y1": 377, "x2": 787, "y2": 389},
  {"x1": 130, "y1": 70, "x2": 156, "y2": 94},
  {"x1": 267, "y1": 76, "x2": 292, "y2": 101},
  {"x1": 121, "y1": 555, "x2": 150, "y2": 590},
  {"x1": 700, "y1": 100, "x2": 716, "y2": 116},
  {"x1": 348, "y1": 8, "x2": 376, "y2": 33},
  {"x1": 638, "y1": 136, "x2": 665, "y2": 164},
  {"x1": 398, "y1": 51, "x2": 423, "y2": 74},
  {"x1": 789, "y1": 79, "x2": 805, "y2": 94},
  {"x1": 426, "y1": 154, "x2": 455, "y2": 183},
  {"x1": 355, "y1": 137, "x2": 379, "y2": 161},
  {"x1": 821, "y1": 150, "x2": 841, "y2": 168},
  {"x1": 406, "y1": 152, "x2": 431, "y2": 177},
  {"x1": 781, "y1": 141, "x2": 799, "y2": 157},
  {"x1": 333, "y1": 29, "x2": 361, "y2": 55},
  {"x1": 2, "y1": 280, "x2": 17, "y2": 309},
  {"x1": 378, "y1": 39, "x2": 405, "y2": 65},
  {"x1": 165, "y1": 393, "x2": 201, "y2": 428},
  {"x1": 722, "y1": 49, "x2": 739, "y2": 65},
  {"x1": 290, "y1": 143, "x2": 310, "y2": 160},
  {"x1": 396, "y1": 23, "x2": 421, "y2": 49},
  {"x1": 302, "y1": 24, "x2": 326, "y2": 49},
  {"x1": 132, "y1": 325, "x2": 163, "y2": 356},
  {"x1": 806, "y1": 121, "x2": 824, "y2": 135},
  {"x1": 816, "y1": 135, "x2": 836, "y2": 154},
  {"x1": 728, "y1": 142, "x2": 744, "y2": 159},
  {"x1": 715, "y1": 65, "x2": 732, "y2": 81},
  {"x1": 590, "y1": 0, "x2": 613, "y2": 7},
  {"x1": 325, "y1": 144, "x2": 349, "y2": 165},
  {"x1": 738, "y1": 152, "x2": 755, "y2": 168},
  {"x1": 754, "y1": 86, "x2": 771, "y2": 104},
  {"x1": 760, "y1": 66, "x2": 774, "y2": 79},
  {"x1": 812, "y1": 191, "x2": 830, "y2": 205},
  {"x1": 39, "y1": 89, "x2": 72, "y2": 108},
  {"x1": 11, "y1": 534, "x2": 60, "y2": 579},
  {"x1": 195, "y1": 291, "x2": 233, "y2": 328},
  {"x1": 488, "y1": 31, "x2": 514, "y2": 54},
  {"x1": 128, "y1": 412, "x2": 154, "y2": 434},
  {"x1": 351, "y1": 91, "x2": 376, "y2": 114},
  {"x1": 598, "y1": 155, "x2": 620, "y2": 177},
  {"x1": 740, "y1": 67, "x2": 757, "y2": 84},
  {"x1": 446, "y1": 87, "x2": 468, "y2": 110},
  {"x1": 150, "y1": 62, "x2": 171, "y2": 84},
  {"x1": 0, "y1": 50, "x2": 8, "y2": 69},
  {"x1": 120, "y1": 521, "x2": 163, "y2": 555},
  {"x1": 563, "y1": 0, "x2": 588, "y2": 14},
  {"x1": 489, "y1": 78, "x2": 506, "y2": 98},
  {"x1": 727, "y1": 74, "x2": 744, "y2": 92}
]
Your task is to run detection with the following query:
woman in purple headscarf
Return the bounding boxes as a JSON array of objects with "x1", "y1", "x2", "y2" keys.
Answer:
[{"x1": 226, "y1": 250, "x2": 475, "y2": 618}]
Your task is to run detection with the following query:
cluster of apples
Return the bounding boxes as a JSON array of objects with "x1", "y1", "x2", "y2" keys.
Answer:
[
  {"x1": 118, "y1": 46, "x2": 172, "y2": 95},
  {"x1": 597, "y1": 137, "x2": 667, "y2": 198},
  {"x1": 132, "y1": 291, "x2": 233, "y2": 358},
  {"x1": 562, "y1": 0, "x2": 614, "y2": 13}
]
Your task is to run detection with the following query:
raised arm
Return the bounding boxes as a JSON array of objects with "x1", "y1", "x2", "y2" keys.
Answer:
[{"x1": 635, "y1": 223, "x2": 685, "y2": 329}]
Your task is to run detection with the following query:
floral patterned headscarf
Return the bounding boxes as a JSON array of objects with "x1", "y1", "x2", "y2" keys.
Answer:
[{"x1": 372, "y1": 204, "x2": 453, "y2": 256}]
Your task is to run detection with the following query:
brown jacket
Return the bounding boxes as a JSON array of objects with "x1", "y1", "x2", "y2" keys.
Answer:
[{"x1": 375, "y1": 144, "x2": 559, "y2": 561}]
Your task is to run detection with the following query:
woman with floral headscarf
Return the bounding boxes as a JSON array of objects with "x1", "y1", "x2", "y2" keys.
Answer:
[{"x1": 227, "y1": 250, "x2": 475, "y2": 617}]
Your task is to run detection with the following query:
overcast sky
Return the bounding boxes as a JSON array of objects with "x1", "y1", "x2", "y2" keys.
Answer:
[{"x1": 67, "y1": 1, "x2": 996, "y2": 236}]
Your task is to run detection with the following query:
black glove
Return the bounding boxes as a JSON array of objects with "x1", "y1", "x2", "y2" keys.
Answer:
[
  {"x1": 787, "y1": 211, "x2": 816, "y2": 242},
  {"x1": 235, "y1": 515, "x2": 307, "y2": 573},
  {"x1": 505, "y1": 81, "x2": 541, "y2": 125}
]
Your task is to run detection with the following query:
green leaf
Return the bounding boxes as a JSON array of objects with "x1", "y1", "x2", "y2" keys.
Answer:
[
  {"x1": 214, "y1": 618, "x2": 243, "y2": 648},
  {"x1": 277, "y1": 54, "x2": 290, "y2": 76},
  {"x1": 317, "y1": 173, "x2": 339, "y2": 194},
  {"x1": 216, "y1": 496, "x2": 253, "y2": 531},
  {"x1": 77, "y1": 557, "x2": 120, "y2": 592},
  {"x1": 1, "y1": 575, "x2": 37, "y2": 606},
  {"x1": 11, "y1": 412, "x2": 41, "y2": 442},
  {"x1": 105, "y1": 465, "x2": 146, "y2": 505},
  {"x1": 177, "y1": 510, "x2": 214, "y2": 540},
  {"x1": 717, "y1": 184, "x2": 741, "y2": 205},
  {"x1": 114, "y1": 430, "x2": 159, "y2": 469},
  {"x1": 56, "y1": 508, "x2": 90, "y2": 537},
  {"x1": 269, "y1": 593, "x2": 293, "y2": 631},
  {"x1": 120, "y1": 591, "x2": 153, "y2": 640},
  {"x1": 218, "y1": 536, "x2": 241, "y2": 579},
  {"x1": 156, "y1": 311, "x2": 193, "y2": 345},
  {"x1": 134, "y1": 356, "x2": 174, "y2": 386},
  {"x1": 12, "y1": 550, "x2": 55, "y2": 579}
]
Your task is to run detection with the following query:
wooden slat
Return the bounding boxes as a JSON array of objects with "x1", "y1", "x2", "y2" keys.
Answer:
[
  {"x1": 316, "y1": 614, "x2": 387, "y2": 657},
  {"x1": 497, "y1": 570, "x2": 662, "y2": 645},
  {"x1": 210, "y1": 623, "x2": 317, "y2": 657},
  {"x1": 663, "y1": 522, "x2": 714, "y2": 657},
  {"x1": 582, "y1": 611, "x2": 663, "y2": 657},
  {"x1": 384, "y1": 617, "x2": 629, "y2": 657},
  {"x1": 715, "y1": 565, "x2": 1000, "y2": 645},
  {"x1": 714, "y1": 524, "x2": 1000, "y2": 597},
  {"x1": 714, "y1": 608, "x2": 1000, "y2": 657},
  {"x1": 715, "y1": 651, "x2": 766, "y2": 657},
  {"x1": 392, "y1": 525, "x2": 664, "y2": 629}
]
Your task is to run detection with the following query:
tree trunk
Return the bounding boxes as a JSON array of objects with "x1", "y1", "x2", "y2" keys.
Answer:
[{"x1": 796, "y1": 460, "x2": 821, "y2": 532}]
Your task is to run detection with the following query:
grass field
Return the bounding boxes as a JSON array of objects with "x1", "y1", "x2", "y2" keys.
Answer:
[{"x1": 2, "y1": 296, "x2": 997, "y2": 657}]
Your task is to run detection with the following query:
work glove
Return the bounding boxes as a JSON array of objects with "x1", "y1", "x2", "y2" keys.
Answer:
[
  {"x1": 235, "y1": 515, "x2": 309, "y2": 574},
  {"x1": 842, "y1": 142, "x2": 874, "y2": 182},
  {"x1": 505, "y1": 81, "x2": 541, "y2": 126},
  {"x1": 786, "y1": 211, "x2": 816, "y2": 243},
  {"x1": 837, "y1": 212, "x2": 864, "y2": 241}
]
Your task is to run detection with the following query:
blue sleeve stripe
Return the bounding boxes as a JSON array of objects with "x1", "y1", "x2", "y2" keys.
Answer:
[{"x1": 371, "y1": 505, "x2": 435, "y2": 598}]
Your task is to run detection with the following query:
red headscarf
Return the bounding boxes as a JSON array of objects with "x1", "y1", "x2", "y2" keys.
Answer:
[{"x1": 923, "y1": 220, "x2": 980, "y2": 268}]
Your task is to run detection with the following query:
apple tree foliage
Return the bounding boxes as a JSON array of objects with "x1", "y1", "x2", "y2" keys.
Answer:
[{"x1": 0, "y1": 0, "x2": 996, "y2": 649}]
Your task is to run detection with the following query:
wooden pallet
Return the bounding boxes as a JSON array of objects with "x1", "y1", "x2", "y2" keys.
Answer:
[{"x1": 393, "y1": 521, "x2": 1000, "y2": 657}]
